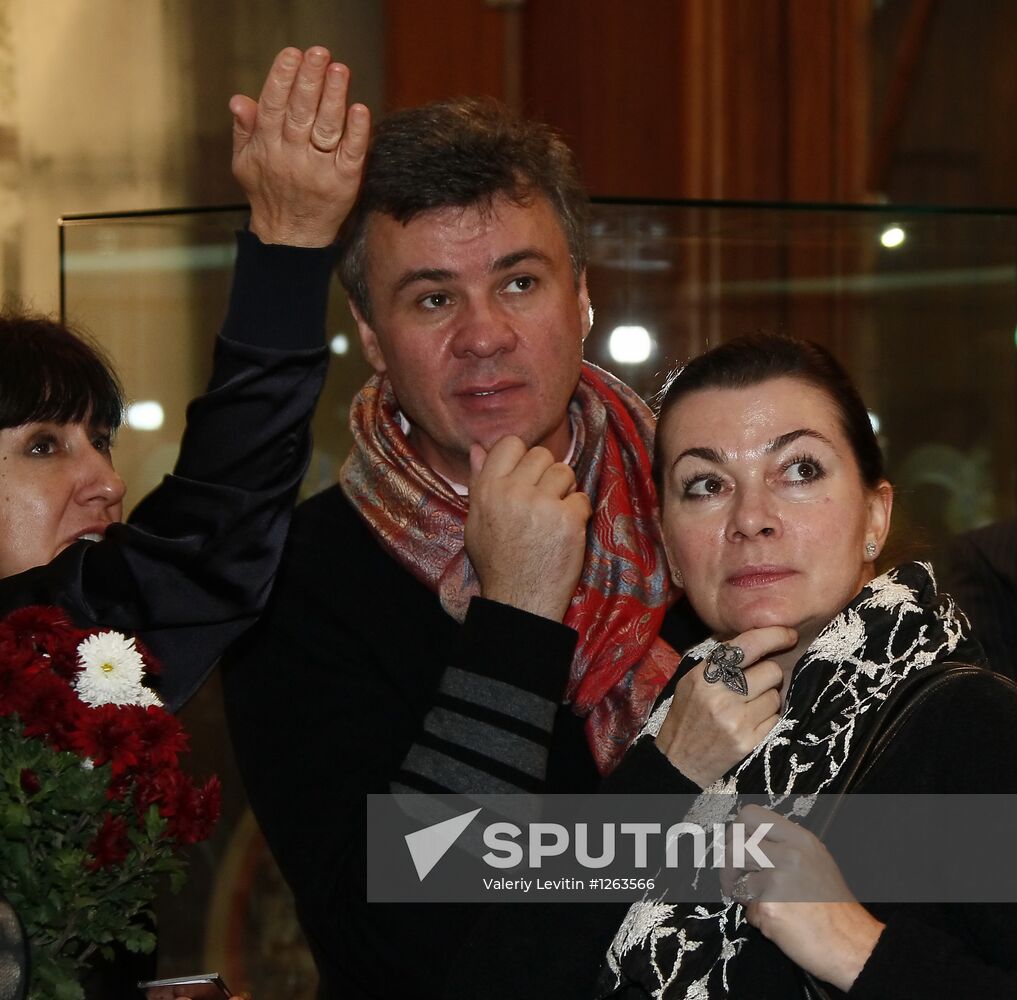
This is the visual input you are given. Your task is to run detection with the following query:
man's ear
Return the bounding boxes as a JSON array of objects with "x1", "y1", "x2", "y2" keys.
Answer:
[
  {"x1": 578, "y1": 270, "x2": 593, "y2": 341},
  {"x1": 350, "y1": 301, "x2": 388, "y2": 374}
]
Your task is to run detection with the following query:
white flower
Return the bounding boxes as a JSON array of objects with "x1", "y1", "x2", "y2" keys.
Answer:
[{"x1": 73, "y1": 631, "x2": 160, "y2": 707}]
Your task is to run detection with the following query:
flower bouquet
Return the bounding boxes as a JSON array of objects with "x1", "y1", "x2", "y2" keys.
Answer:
[{"x1": 0, "y1": 606, "x2": 220, "y2": 1000}]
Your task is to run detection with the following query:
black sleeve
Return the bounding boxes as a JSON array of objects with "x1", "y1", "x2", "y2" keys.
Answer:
[
  {"x1": 0, "y1": 231, "x2": 333, "y2": 710},
  {"x1": 848, "y1": 672, "x2": 1017, "y2": 998},
  {"x1": 394, "y1": 597, "x2": 579, "y2": 794}
]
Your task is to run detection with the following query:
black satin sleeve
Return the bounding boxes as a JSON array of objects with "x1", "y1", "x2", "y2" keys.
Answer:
[{"x1": 0, "y1": 230, "x2": 333, "y2": 711}]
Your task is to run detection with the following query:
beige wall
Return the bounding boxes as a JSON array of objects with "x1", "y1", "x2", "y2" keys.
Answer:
[{"x1": 1, "y1": 0, "x2": 383, "y2": 312}]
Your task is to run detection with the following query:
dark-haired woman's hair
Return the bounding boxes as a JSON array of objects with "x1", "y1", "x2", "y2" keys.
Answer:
[
  {"x1": 653, "y1": 333, "x2": 886, "y2": 495},
  {"x1": 0, "y1": 314, "x2": 124, "y2": 431}
]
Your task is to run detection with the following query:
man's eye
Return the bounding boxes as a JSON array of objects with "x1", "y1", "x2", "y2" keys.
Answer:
[
  {"x1": 419, "y1": 292, "x2": 450, "y2": 310},
  {"x1": 505, "y1": 276, "x2": 535, "y2": 293}
]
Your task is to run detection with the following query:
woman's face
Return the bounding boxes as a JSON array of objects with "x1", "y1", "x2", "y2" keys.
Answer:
[
  {"x1": 0, "y1": 420, "x2": 125, "y2": 579},
  {"x1": 658, "y1": 376, "x2": 892, "y2": 641}
]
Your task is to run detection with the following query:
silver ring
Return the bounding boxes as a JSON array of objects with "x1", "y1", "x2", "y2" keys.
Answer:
[
  {"x1": 703, "y1": 642, "x2": 748, "y2": 696},
  {"x1": 731, "y1": 871, "x2": 755, "y2": 904}
]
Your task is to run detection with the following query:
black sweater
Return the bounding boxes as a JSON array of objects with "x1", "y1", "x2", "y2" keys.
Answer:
[{"x1": 224, "y1": 474, "x2": 705, "y2": 998}]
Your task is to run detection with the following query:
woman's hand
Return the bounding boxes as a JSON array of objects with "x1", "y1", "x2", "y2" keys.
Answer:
[
  {"x1": 230, "y1": 45, "x2": 371, "y2": 247},
  {"x1": 654, "y1": 627, "x2": 795, "y2": 787},
  {"x1": 723, "y1": 805, "x2": 886, "y2": 992}
]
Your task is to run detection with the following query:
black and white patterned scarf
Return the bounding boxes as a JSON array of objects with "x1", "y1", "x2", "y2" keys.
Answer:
[{"x1": 598, "y1": 561, "x2": 980, "y2": 999}]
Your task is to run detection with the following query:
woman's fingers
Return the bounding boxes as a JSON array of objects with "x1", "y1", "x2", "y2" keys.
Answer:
[{"x1": 718, "y1": 626, "x2": 798, "y2": 670}]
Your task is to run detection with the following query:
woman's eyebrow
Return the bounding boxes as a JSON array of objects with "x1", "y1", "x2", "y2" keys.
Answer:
[
  {"x1": 673, "y1": 445, "x2": 727, "y2": 466},
  {"x1": 765, "y1": 428, "x2": 835, "y2": 453}
]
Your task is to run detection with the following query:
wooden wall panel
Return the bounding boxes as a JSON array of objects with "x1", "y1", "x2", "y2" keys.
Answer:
[
  {"x1": 521, "y1": 0, "x2": 690, "y2": 198},
  {"x1": 384, "y1": 0, "x2": 507, "y2": 111},
  {"x1": 384, "y1": 0, "x2": 870, "y2": 203}
]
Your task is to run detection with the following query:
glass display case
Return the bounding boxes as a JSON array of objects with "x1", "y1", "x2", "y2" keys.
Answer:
[
  {"x1": 61, "y1": 200, "x2": 1017, "y2": 544},
  {"x1": 59, "y1": 199, "x2": 1017, "y2": 990}
]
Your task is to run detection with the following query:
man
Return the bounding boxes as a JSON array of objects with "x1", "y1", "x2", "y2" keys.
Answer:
[{"x1": 224, "y1": 48, "x2": 699, "y2": 999}]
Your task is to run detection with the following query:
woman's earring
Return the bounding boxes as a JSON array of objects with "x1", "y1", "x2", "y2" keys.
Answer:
[
  {"x1": 865, "y1": 540, "x2": 877, "y2": 559},
  {"x1": 672, "y1": 566, "x2": 685, "y2": 587}
]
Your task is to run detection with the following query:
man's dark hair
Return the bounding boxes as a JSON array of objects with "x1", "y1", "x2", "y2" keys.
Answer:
[
  {"x1": 0, "y1": 314, "x2": 124, "y2": 431},
  {"x1": 653, "y1": 333, "x2": 886, "y2": 497},
  {"x1": 337, "y1": 97, "x2": 589, "y2": 323}
]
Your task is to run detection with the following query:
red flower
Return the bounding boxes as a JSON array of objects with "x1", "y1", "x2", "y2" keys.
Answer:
[
  {"x1": 1, "y1": 606, "x2": 84, "y2": 678},
  {"x1": 74, "y1": 704, "x2": 143, "y2": 777},
  {"x1": 20, "y1": 769, "x2": 40, "y2": 795},
  {"x1": 86, "y1": 813, "x2": 130, "y2": 871},
  {"x1": 133, "y1": 766, "x2": 187, "y2": 818},
  {"x1": 134, "y1": 706, "x2": 189, "y2": 768},
  {"x1": 167, "y1": 775, "x2": 222, "y2": 845},
  {"x1": 12, "y1": 669, "x2": 84, "y2": 749},
  {"x1": 0, "y1": 649, "x2": 44, "y2": 717}
]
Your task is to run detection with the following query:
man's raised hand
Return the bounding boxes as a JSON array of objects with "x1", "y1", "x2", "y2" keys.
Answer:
[
  {"x1": 465, "y1": 437, "x2": 592, "y2": 623},
  {"x1": 230, "y1": 46, "x2": 371, "y2": 247}
]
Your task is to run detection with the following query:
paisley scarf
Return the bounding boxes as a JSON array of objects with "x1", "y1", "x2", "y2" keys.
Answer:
[
  {"x1": 339, "y1": 361, "x2": 679, "y2": 774},
  {"x1": 600, "y1": 562, "x2": 978, "y2": 997}
]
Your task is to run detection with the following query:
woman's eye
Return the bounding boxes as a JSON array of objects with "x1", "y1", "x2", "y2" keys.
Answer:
[
  {"x1": 92, "y1": 433, "x2": 113, "y2": 454},
  {"x1": 27, "y1": 436, "x2": 58, "y2": 456},
  {"x1": 684, "y1": 475, "x2": 725, "y2": 498},
  {"x1": 785, "y1": 458, "x2": 823, "y2": 483},
  {"x1": 505, "y1": 275, "x2": 535, "y2": 293}
]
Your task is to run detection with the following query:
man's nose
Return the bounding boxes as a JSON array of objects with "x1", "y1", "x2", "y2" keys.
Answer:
[{"x1": 450, "y1": 297, "x2": 518, "y2": 359}]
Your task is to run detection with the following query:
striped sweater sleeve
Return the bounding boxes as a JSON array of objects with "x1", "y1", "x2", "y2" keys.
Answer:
[{"x1": 393, "y1": 596, "x2": 578, "y2": 795}]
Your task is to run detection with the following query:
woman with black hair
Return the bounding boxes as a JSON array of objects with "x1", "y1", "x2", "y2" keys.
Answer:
[{"x1": 0, "y1": 45, "x2": 369, "y2": 711}]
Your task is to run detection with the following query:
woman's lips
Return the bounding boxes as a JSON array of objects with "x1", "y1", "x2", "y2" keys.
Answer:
[{"x1": 727, "y1": 567, "x2": 797, "y2": 588}]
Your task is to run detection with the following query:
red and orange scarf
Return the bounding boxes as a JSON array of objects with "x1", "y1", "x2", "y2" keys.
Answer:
[{"x1": 339, "y1": 361, "x2": 679, "y2": 773}]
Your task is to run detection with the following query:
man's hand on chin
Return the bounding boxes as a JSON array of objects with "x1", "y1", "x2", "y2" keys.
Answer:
[{"x1": 465, "y1": 436, "x2": 591, "y2": 622}]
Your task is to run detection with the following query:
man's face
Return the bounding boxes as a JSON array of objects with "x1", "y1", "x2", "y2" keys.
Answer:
[{"x1": 352, "y1": 195, "x2": 591, "y2": 483}]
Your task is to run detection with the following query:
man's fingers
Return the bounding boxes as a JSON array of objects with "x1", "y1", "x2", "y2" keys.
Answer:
[
  {"x1": 338, "y1": 102, "x2": 372, "y2": 168},
  {"x1": 468, "y1": 443, "x2": 489, "y2": 487},
  {"x1": 477, "y1": 436, "x2": 528, "y2": 479},
  {"x1": 283, "y1": 46, "x2": 332, "y2": 142},
  {"x1": 513, "y1": 446, "x2": 557, "y2": 484},
  {"x1": 229, "y1": 95, "x2": 258, "y2": 157},
  {"x1": 563, "y1": 490, "x2": 593, "y2": 524},
  {"x1": 538, "y1": 461, "x2": 579, "y2": 499},
  {"x1": 256, "y1": 46, "x2": 303, "y2": 124},
  {"x1": 310, "y1": 62, "x2": 352, "y2": 153}
]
